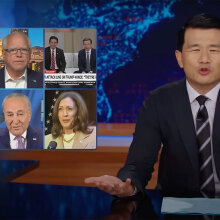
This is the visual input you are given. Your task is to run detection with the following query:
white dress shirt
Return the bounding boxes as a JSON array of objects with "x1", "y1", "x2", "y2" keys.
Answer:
[
  {"x1": 9, "y1": 131, "x2": 27, "y2": 149},
  {"x1": 5, "y1": 67, "x2": 27, "y2": 88},
  {"x1": 186, "y1": 80, "x2": 220, "y2": 194}
]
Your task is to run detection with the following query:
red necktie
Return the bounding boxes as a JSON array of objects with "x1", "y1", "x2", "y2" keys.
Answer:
[{"x1": 51, "y1": 49, "x2": 55, "y2": 70}]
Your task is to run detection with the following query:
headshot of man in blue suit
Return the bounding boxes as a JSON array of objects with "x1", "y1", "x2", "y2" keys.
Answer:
[
  {"x1": 0, "y1": 93, "x2": 43, "y2": 149},
  {"x1": 0, "y1": 32, "x2": 43, "y2": 88}
]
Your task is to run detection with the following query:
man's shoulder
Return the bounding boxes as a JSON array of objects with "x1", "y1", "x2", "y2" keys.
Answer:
[
  {"x1": 27, "y1": 68, "x2": 41, "y2": 75},
  {"x1": 151, "y1": 78, "x2": 186, "y2": 96},
  {"x1": 0, "y1": 127, "x2": 9, "y2": 136},
  {"x1": 28, "y1": 126, "x2": 43, "y2": 136},
  {"x1": 142, "y1": 79, "x2": 187, "y2": 107},
  {"x1": 78, "y1": 49, "x2": 85, "y2": 54},
  {"x1": 56, "y1": 47, "x2": 64, "y2": 52},
  {"x1": 0, "y1": 67, "x2": 4, "y2": 73},
  {"x1": 0, "y1": 128, "x2": 10, "y2": 149}
]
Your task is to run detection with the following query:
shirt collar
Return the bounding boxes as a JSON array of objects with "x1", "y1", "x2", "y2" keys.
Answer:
[
  {"x1": 50, "y1": 48, "x2": 56, "y2": 52},
  {"x1": 5, "y1": 66, "x2": 26, "y2": 83},
  {"x1": 9, "y1": 130, "x2": 27, "y2": 141},
  {"x1": 186, "y1": 80, "x2": 220, "y2": 104},
  {"x1": 85, "y1": 49, "x2": 91, "y2": 53}
]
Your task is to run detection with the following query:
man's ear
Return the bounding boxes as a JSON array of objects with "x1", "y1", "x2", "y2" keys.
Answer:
[
  {"x1": 2, "y1": 50, "x2": 6, "y2": 61},
  {"x1": 175, "y1": 50, "x2": 184, "y2": 68},
  {"x1": 28, "y1": 109, "x2": 32, "y2": 122}
]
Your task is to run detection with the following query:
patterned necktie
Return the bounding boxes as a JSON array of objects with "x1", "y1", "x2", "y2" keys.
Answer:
[
  {"x1": 16, "y1": 136, "x2": 25, "y2": 149},
  {"x1": 51, "y1": 49, "x2": 55, "y2": 70},
  {"x1": 86, "y1": 51, "x2": 90, "y2": 72},
  {"x1": 196, "y1": 95, "x2": 215, "y2": 197}
]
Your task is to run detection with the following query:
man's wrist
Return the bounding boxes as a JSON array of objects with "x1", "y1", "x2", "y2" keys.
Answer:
[{"x1": 130, "y1": 185, "x2": 137, "y2": 196}]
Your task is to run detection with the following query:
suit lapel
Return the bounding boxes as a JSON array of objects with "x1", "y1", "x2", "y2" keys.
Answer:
[
  {"x1": 26, "y1": 127, "x2": 38, "y2": 149},
  {"x1": 73, "y1": 131, "x2": 89, "y2": 149},
  {"x1": 172, "y1": 80, "x2": 199, "y2": 175},
  {"x1": 213, "y1": 89, "x2": 220, "y2": 178},
  {"x1": 27, "y1": 69, "x2": 37, "y2": 88},
  {"x1": 0, "y1": 128, "x2": 10, "y2": 149},
  {"x1": 0, "y1": 68, "x2": 6, "y2": 88},
  {"x1": 47, "y1": 47, "x2": 51, "y2": 65},
  {"x1": 56, "y1": 49, "x2": 59, "y2": 64},
  {"x1": 83, "y1": 50, "x2": 86, "y2": 64},
  {"x1": 90, "y1": 49, "x2": 94, "y2": 64}
]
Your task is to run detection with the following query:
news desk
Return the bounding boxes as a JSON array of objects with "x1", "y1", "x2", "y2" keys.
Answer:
[{"x1": 1, "y1": 160, "x2": 219, "y2": 220}]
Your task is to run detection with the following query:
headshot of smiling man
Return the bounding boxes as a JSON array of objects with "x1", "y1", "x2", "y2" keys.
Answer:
[
  {"x1": 45, "y1": 35, "x2": 66, "y2": 73},
  {"x1": 0, "y1": 32, "x2": 43, "y2": 88},
  {"x1": 0, "y1": 93, "x2": 43, "y2": 149}
]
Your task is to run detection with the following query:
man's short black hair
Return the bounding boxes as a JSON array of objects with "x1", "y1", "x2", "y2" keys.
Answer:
[
  {"x1": 83, "y1": 38, "x2": 92, "y2": 44},
  {"x1": 49, "y1": 36, "x2": 58, "y2": 43},
  {"x1": 177, "y1": 13, "x2": 220, "y2": 51}
]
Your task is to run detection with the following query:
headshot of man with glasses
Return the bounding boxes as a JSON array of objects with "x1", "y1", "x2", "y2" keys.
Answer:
[{"x1": 0, "y1": 32, "x2": 43, "y2": 88}]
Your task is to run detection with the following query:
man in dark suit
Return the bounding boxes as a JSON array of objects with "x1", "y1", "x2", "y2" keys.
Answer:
[
  {"x1": 0, "y1": 93, "x2": 43, "y2": 149},
  {"x1": 78, "y1": 38, "x2": 96, "y2": 73},
  {"x1": 45, "y1": 36, "x2": 66, "y2": 73},
  {"x1": 85, "y1": 14, "x2": 220, "y2": 198},
  {"x1": 0, "y1": 32, "x2": 43, "y2": 88}
]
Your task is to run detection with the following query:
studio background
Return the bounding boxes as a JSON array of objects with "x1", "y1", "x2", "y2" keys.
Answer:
[{"x1": 0, "y1": 0, "x2": 219, "y2": 122}]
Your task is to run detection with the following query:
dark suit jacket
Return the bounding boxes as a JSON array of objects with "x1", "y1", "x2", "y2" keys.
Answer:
[
  {"x1": 0, "y1": 126, "x2": 43, "y2": 150},
  {"x1": 0, "y1": 67, "x2": 43, "y2": 88},
  {"x1": 78, "y1": 48, "x2": 96, "y2": 73},
  {"x1": 45, "y1": 47, "x2": 66, "y2": 73},
  {"x1": 117, "y1": 79, "x2": 220, "y2": 197}
]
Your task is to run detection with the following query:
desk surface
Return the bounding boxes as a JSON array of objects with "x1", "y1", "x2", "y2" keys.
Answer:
[
  {"x1": 0, "y1": 160, "x2": 38, "y2": 181},
  {"x1": 1, "y1": 181, "x2": 219, "y2": 220}
]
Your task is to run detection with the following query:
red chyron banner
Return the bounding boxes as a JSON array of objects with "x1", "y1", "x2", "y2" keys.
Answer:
[{"x1": 45, "y1": 70, "x2": 56, "y2": 74}]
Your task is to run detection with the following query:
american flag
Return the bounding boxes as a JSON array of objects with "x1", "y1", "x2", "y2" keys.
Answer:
[{"x1": 45, "y1": 90, "x2": 61, "y2": 135}]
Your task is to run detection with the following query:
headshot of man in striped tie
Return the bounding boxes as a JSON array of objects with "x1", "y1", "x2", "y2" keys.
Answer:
[{"x1": 85, "y1": 13, "x2": 220, "y2": 199}]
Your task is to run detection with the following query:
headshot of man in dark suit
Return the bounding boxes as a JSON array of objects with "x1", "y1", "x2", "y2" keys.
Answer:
[
  {"x1": 85, "y1": 13, "x2": 220, "y2": 198},
  {"x1": 78, "y1": 38, "x2": 96, "y2": 73},
  {"x1": 45, "y1": 36, "x2": 66, "y2": 73},
  {"x1": 0, "y1": 32, "x2": 43, "y2": 88},
  {"x1": 0, "y1": 93, "x2": 43, "y2": 150}
]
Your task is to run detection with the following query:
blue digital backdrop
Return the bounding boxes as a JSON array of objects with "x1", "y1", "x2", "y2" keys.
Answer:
[{"x1": 0, "y1": 0, "x2": 219, "y2": 123}]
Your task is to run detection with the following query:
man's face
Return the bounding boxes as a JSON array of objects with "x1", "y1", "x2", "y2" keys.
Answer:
[
  {"x1": 49, "y1": 39, "x2": 58, "y2": 49},
  {"x1": 3, "y1": 97, "x2": 32, "y2": 136},
  {"x1": 3, "y1": 34, "x2": 30, "y2": 75},
  {"x1": 83, "y1": 40, "x2": 92, "y2": 51},
  {"x1": 175, "y1": 28, "x2": 220, "y2": 93}
]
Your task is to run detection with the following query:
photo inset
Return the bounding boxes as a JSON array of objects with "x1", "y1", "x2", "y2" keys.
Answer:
[
  {"x1": 0, "y1": 90, "x2": 43, "y2": 150},
  {"x1": 0, "y1": 28, "x2": 43, "y2": 88},
  {"x1": 45, "y1": 90, "x2": 96, "y2": 149},
  {"x1": 44, "y1": 29, "x2": 96, "y2": 88}
]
